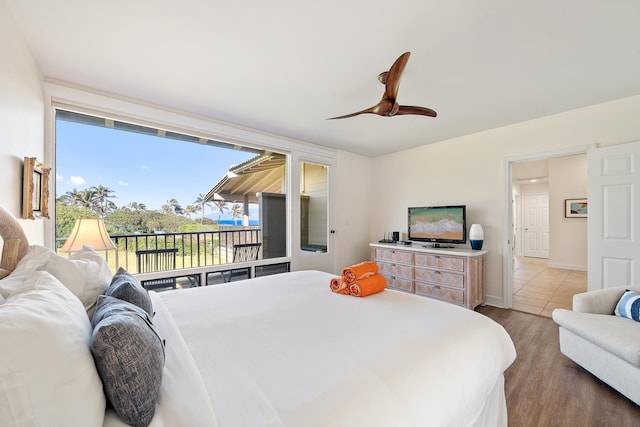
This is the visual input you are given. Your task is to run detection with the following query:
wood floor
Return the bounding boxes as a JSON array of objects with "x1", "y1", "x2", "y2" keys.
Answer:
[
  {"x1": 477, "y1": 305, "x2": 640, "y2": 427},
  {"x1": 512, "y1": 257, "x2": 587, "y2": 318}
]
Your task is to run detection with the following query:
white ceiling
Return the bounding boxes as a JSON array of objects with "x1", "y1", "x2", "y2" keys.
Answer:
[{"x1": 7, "y1": 0, "x2": 640, "y2": 157}]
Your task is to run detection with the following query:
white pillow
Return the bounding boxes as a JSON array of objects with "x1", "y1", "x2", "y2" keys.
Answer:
[
  {"x1": 0, "y1": 275, "x2": 22, "y2": 301},
  {"x1": 0, "y1": 270, "x2": 105, "y2": 427},
  {"x1": 43, "y1": 246, "x2": 113, "y2": 317},
  {"x1": 9, "y1": 245, "x2": 55, "y2": 277},
  {"x1": 0, "y1": 245, "x2": 54, "y2": 299}
]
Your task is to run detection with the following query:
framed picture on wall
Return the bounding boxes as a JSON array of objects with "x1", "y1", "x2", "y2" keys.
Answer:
[
  {"x1": 22, "y1": 157, "x2": 50, "y2": 219},
  {"x1": 565, "y1": 198, "x2": 587, "y2": 218}
]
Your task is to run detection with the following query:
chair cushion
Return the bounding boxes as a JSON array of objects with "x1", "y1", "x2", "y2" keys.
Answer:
[
  {"x1": 615, "y1": 289, "x2": 640, "y2": 322},
  {"x1": 553, "y1": 308, "x2": 640, "y2": 367}
]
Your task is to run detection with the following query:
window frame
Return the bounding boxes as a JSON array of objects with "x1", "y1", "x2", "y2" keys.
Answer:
[{"x1": 44, "y1": 82, "x2": 337, "y2": 272}]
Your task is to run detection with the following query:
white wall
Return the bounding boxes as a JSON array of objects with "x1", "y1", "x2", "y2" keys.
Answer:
[
  {"x1": 512, "y1": 159, "x2": 548, "y2": 180},
  {"x1": 371, "y1": 94, "x2": 640, "y2": 306},
  {"x1": 0, "y1": 2, "x2": 45, "y2": 244},
  {"x1": 548, "y1": 154, "x2": 587, "y2": 270}
]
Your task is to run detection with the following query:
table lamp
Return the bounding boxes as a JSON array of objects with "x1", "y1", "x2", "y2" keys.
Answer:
[{"x1": 60, "y1": 218, "x2": 116, "y2": 253}]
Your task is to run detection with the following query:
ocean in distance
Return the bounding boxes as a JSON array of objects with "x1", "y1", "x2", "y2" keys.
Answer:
[{"x1": 217, "y1": 219, "x2": 259, "y2": 226}]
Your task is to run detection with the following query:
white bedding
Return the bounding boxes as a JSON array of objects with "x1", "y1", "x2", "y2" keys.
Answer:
[{"x1": 145, "y1": 270, "x2": 516, "y2": 427}]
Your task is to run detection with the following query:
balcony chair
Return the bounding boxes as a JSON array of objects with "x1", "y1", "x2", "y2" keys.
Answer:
[
  {"x1": 224, "y1": 242, "x2": 263, "y2": 282},
  {"x1": 136, "y1": 248, "x2": 178, "y2": 290},
  {"x1": 208, "y1": 242, "x2": 262, "y2": 284}
]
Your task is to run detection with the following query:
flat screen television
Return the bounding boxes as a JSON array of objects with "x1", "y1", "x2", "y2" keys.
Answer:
[{"x1": 408, "y1": 205, "x2": 467, "y2": 246}]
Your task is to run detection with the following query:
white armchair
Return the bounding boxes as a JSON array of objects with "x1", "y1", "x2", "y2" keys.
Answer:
[{"x1": 552, "y1": 285, "x2": 640, "y2": 405}]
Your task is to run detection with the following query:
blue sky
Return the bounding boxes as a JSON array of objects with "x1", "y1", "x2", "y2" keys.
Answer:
[{"x1": 56, "y1": 119, "x2": 259, "y2": 219}]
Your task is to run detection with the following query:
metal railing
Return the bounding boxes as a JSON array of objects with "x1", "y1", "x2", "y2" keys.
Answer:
[{"x1": 104, "y1": 226, "x2": 261, "y2": 274}]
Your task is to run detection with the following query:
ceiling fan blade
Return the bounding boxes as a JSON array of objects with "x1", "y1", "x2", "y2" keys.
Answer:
[
  {"x1": 394, "y1": 105, "x2": 438, "y2": 117},
  {"x1": 383, "y1": 52, "x2": 411, "y2": 100},
  {"x1": 328, "y1": 52, "x2": 436, "y2": 120},
  {"x1": 327, "y1": 110, "x2": 368, "y2": 120},
  {"x1": 327, "y1": 99, "x2": 395, "y2": 119}
]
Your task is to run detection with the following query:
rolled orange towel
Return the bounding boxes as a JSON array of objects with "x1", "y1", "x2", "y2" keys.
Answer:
[
  {"x1": 342, "y1": 261, "x2": 379, "y2": 284},
  {"x1": 349, "y1": 274, "x2": 387, "y2": 297},
  {"x1": 329, "y1": 277, "x2": 350, "y2": 295}
]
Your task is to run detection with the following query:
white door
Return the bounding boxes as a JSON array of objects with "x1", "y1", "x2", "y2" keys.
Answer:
[
  {"x1": 291, "y1": 153, "x2": 336, "y2": 274},
  {"x1": 522, "y1": 193, "x2": 550, "y2": 258},
  {"x1": 588, "y1": 141, "x2": 640, "y2": 290}
]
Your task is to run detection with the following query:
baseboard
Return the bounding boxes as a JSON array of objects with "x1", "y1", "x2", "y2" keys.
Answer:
[
  {"x1": 484, "y1": 294, "x2": 506, "y2": 308},
  {"x1": 547, "y1": 262, "x2": 587, "y2": 271}
]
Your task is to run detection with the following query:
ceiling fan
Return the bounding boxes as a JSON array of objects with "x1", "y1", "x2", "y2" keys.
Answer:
[{"x1": 328, "y1": 51, "x2": 437, "y2": 120}]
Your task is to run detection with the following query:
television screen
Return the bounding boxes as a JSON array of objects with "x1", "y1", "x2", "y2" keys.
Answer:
[{"x1": 408, "y1": 205, "x2": 467, "y2": 244}]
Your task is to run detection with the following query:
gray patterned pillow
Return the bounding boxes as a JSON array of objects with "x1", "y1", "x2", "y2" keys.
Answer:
[
  {"x1": 91, "y1": 295, "x2": 165, "y2": 427},
  {"x1": 106, "y1": 267, "x2": 153, "y2": 316}
]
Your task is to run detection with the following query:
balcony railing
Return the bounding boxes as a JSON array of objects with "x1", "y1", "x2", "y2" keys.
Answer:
[
  {"x1": 58, "y1": 226, "x2": 291, "y2": 288},
  {"x1": 106, "y1": 226, "x2": 260, "y2": 273}
]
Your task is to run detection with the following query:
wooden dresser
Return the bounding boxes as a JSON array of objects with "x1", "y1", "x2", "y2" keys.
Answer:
[{"x1": 370, "y1": 243, "x2": 487, "y2": 309}]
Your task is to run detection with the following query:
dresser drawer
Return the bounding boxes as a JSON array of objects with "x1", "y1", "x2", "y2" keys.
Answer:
[
  {"x1": 415, "y1": 282, "x2": 465, "y2": 305},
  {"x1": 381, "y1": 274, "x2": 414, "y2": 293},
  {"x1": 375, "y1": 248, "x2": 413, "y2": 265},
  {"x1": 377, "y1": 261, "x2": 413, "y2": 279},
  {"x1": 414, "y1": 267, "x2": 464, "y2": 289},
  {"x1": 414, "y1": 253, "x2": 464, "y2": 272}
]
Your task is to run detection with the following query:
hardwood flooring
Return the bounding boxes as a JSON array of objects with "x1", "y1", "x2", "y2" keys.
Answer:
[
  {"x1": 512, "y1": 257, "x2": 587, "y2": 318},
  {"x1": 477, "y1": 305, "x2": 640, "y2": 427}
]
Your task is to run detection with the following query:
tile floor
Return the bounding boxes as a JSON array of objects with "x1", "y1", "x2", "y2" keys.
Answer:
[{"x1": 512, "y1": 256, "x2": 588, "y2": 318}]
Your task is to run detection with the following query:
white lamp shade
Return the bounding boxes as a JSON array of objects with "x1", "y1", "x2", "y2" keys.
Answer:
[
  {"x1": 60, "y1": 218, "x2": 116, "y2": 253},
  {"x1": 469, "y1": 224, "x2": 484, "y2": 240}
]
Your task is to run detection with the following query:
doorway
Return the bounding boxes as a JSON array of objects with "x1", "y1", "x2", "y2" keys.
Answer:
[
  {"x1": 522, "y1": 193, "x2": 549, "y2": 259},
  {"x1": 504, "y1": 146, "x2": 591, "y2": 315}
]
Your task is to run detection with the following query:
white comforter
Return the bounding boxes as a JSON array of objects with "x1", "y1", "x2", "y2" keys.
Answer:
[{"x1": 111, "y1": 270, "x2": 516, "y2": 427}]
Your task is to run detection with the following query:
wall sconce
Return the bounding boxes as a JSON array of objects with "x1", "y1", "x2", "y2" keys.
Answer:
[{"x1": 60, "y1": 218, "x2": 116, "y2": 253}]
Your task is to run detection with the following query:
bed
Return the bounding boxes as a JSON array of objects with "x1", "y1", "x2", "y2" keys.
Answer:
[{"x1": 0, "y1": 206, "x2": 516, "y2": 427}]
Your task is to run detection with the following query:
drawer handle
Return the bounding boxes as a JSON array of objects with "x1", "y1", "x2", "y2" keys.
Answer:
[
  {"x1": 435, "y1": 271, "x2": 441, "y2": 274},
  {"x1": 435, "y1": 255, "x2": 440, "y2": 259},
  {"x1": 435, "y1": 285, "x2": 441, "y2": 289}
]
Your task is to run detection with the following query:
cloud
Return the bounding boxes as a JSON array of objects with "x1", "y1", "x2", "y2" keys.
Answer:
[
  {"x1": 118, "y1": 180, "x2": 129, "y2": 186},
  {"x1": 69, "y1": 176, "x2": 86, "y2": 186},
  {"x1": 56, "y1": 173, "x2": 64, "y2": 181},
  {"x1": 141, "y1": 165, "x2": 151, "y2": 172}
]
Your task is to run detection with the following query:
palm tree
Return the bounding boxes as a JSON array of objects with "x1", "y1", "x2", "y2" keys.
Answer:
[
  {"x1": 91, "y1": 185, "x2": 117, "y2": 217},
  {"x1": 58, "y1": 188, "x2": 84, "y2": 206},
  {"x1": 212, "y1": 200, "x2": 228, "y2": 224},
  {"x1": 184, "y1": 204, "x2": 199, "y2": 219},
  {"x1": 60, "y1": 188, "x2": 97, "y2": 211},
  {"x1": 163, "y1": 198, "x2": 184, "y2": 215},
  {"x1": 231, "y1": 203, "x2": 243, "y2": 225},
  {"x1": 193, "y1": 193, "x2": 211, "y2": 224},
  {"x1": 127, "y1": 201, "x2": 147, "y2": 211}
]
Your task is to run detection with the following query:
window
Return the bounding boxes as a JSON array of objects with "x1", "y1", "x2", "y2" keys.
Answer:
[{"x1": 55, "y1": 109, "x2": 289, "y2": 277}]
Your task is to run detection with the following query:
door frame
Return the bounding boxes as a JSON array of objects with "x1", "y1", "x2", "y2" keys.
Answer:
[
  {"x1": 502, "y1": 144, "x2": 595, "y2": 308},
  {"x1": 290, "y1": 152, "x2": 337, "y2": 274}
]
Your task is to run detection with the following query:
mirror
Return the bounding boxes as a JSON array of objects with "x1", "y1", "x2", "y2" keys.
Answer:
[{"x1": 300, "y1": 161, "x2": 328, "y2": 253}]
